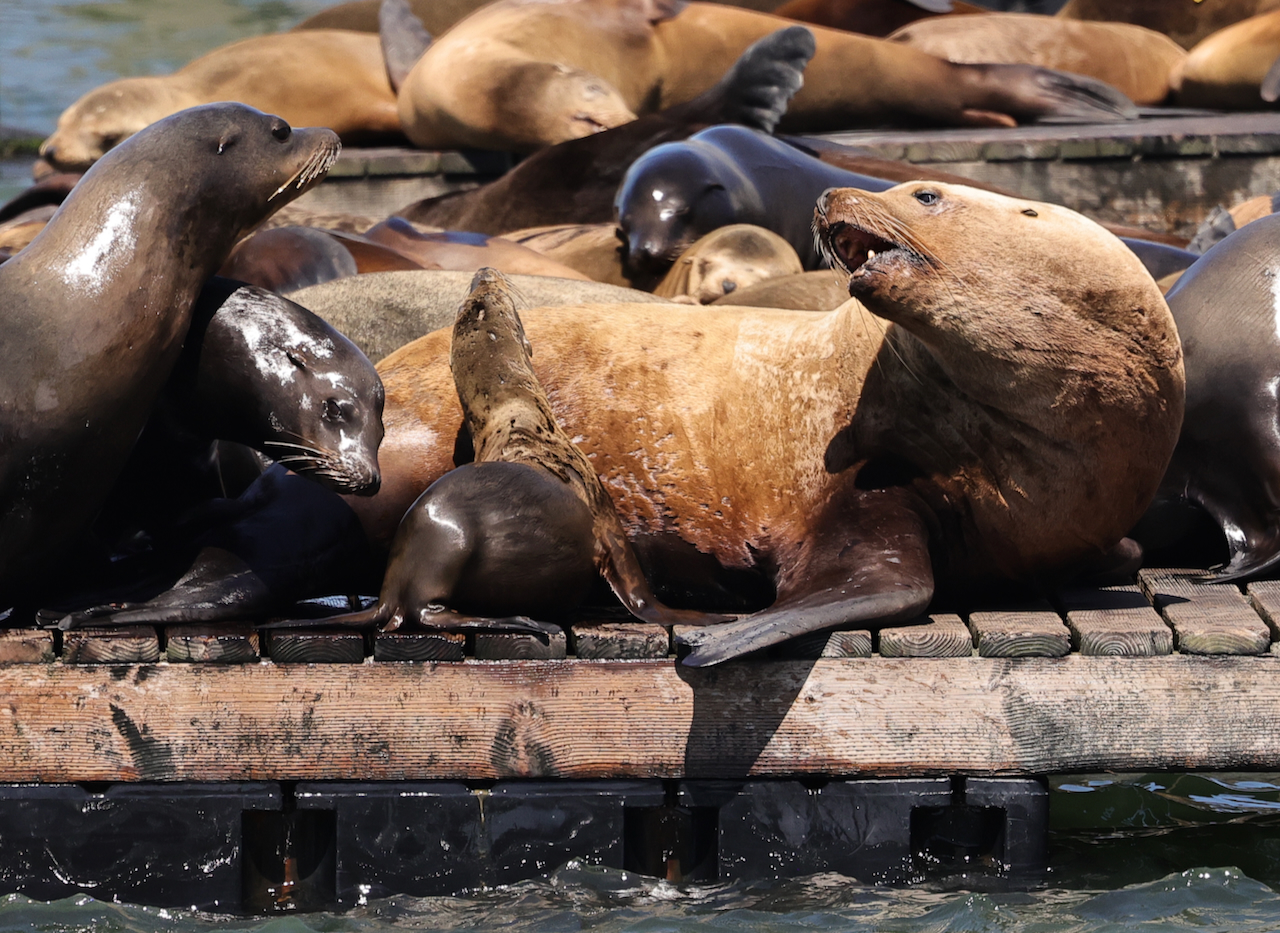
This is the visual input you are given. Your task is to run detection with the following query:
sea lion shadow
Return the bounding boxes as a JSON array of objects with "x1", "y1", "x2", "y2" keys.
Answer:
[{"x1": 676, "y1": 656, "x2": 818, "y2": 777}]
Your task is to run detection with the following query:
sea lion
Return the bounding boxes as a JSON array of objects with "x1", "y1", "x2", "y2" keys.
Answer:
[
  {"x1": 615, "y1": 125, "x2": 896, "y2": 277},
  {"x1": 39, "y1": 31, "x2": 399, "y2": 172},
  {"x1": 1117, "y1": 238, "x2": 1200, "y2": 281},
  {"x1": 219, "y1": 225, "x2": 424, "y2": 293},
  {"x1": 1056, "y1": 0, "x2": 1280, "y2": 51},
  {"x1": 773, "y1": 0, "x2": 984, "y2": 37},
  {"x1": 398, "y1": 25, "x2": 817, "y2": 234},
  {"x1": 710, "y1": 269, "x2": 850, "y2": 309},
  {"x1": 351, "y1": 182, "x2": 1183, "y2": 664},
  {"x1": 266, "y1": 269, "x2": 728, "y2": 633},
  {"x1": 1150, "y1": 212, "x2": 1280, "y2": 580},
  {"x1": 505, "y1": 223, "x2": 632, "y2": 286},
  {"x1": 360, "y1": 218, "x2": 595, "y2": 280},
  {"x1": 1169, "y1": 10, "x2": 1280, "y2": 108},
  {"x1": 653, "y1": 224, "x2": 803, "y2": 302},
  {"x1": 0, "y1": 104, "x2": 341, "y2": 599},
  {"x1": 396, "y1": 0, "x2": 1137, "y2": 152},
  {"x1": 291, "y1": 270, "x2": 665, "y2": 362},
  {"x1": 886, "y1": 13, "x2": 1186, "y2": 106}
]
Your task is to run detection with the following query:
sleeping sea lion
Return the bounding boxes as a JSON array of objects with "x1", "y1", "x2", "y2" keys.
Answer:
[
  {"x1": 505, "y1": 223, "x2": 632, "y2": 286},
  {"x1": 710, "y1": 269, "x2": 850, "y2": 310},
  {"x1": 1169, "y1": 9, "x2": 1280, "y2": 108},
  {"x1": 349, "y1": 182, "x2": 1183, "y2": 664},
  {"x1": 219, "y1": 225, "x2": 424, "y2": 294},
  {"x1": 772, "y1": 0, "x2": 984, "y2": 37},
  {"x1": 396, "y1": 0, "x2": 1137, "y2": 152},
  {"x1": 653, "y1": 224, "x2": 803, "y2": 302},
  {"x1": 39, "y1": 31, "x2": 399, "y2": 172},
  {"x1": 265, "y1": 269, "x2": 729, "y2": 633},
  {"x1": 0, "y1": 104, "x2": 341, "y2": 599},
  {"x1": 360, "y1": 218, "x2": 595, "y2": 280},
  {"x1": 887, "y1": 13, "x2": 1186, "y2": 106},
  {"x1": 1056, "y1": 0, "x2": 1280, "y2": 51}
]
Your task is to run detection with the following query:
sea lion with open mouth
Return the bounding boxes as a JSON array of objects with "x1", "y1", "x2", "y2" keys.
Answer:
[{"x1": 348, "y1": 182, "x2": 1183, "y2": 664}]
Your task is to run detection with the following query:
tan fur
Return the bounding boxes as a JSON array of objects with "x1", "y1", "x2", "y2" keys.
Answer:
[
  {"x1": 41, "y1": 31, "x2": 400, "y2": 170},
  {"x1": 504, "y1": 223, "x2": 631, "y2": 285},
  {"x1": 1170, "y1": 9, "x2": 1280, "y2": 107},
  {"x1": 1057, "y1": 0, "x2": 1280, "y2": 51},
  {"x1": 356, "y1": 182, "x2": 1185, "y2": 591},
  {"x1": 1229, "y1": 193, "x2": 1277, "y2": 228},
  {"x1": 710, "y1": 269, "x2": 851, "y2": 310},
  {"x1": 396, "y1": 0, "x2": 1114, "y2": 151},
  {"x1": 653, "y1": 224, "x2": 803, "y2": 303},
  {"x1": 888, "y1": 13, "x2": 1185, "y2": 105}
]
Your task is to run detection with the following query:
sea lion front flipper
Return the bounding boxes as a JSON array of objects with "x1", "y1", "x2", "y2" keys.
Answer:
[
  {"x1": 675, "y1": 487, "x2": 934, "y2": 667},
  {"x1": 380, "y1": 0, "x2": 433, "y2": 93},
  {"x1": 970, "y1": 64, "x2": 1138, "y2": 125},
  {"x1": 595, "y1": 519, "x2": 735, "y2": 626},
  {"x1": 664, "y1": 27, "x2": 815, "y2": 134}
]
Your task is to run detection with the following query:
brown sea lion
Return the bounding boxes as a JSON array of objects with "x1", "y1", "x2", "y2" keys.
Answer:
[
  {"x1": 267, "y1": 268, "x2": 729, "y2": 634},
  {"x1": 1057, "y1": 0, "x2": 1280, "y2": 51},
  {"x1": 653, "y1": 224, "x2": 803, "y2": 302},
  {"x1": 772, "y1": 0, "x2": 984, "y2": 37},
  {"x1": 398, "y1": 25, "x2": 817, "y2": 233},
  {"x1": 396, "y1": 0, "x2": 1137, "y2": 152},
  {"x1": 39, "y1": 31, "x2": 399, "y2": 172},
  {"x1": 505, "y1": 223, "x2": 632, "y2": 286},
  {"x1": 887, "y1": 13, "x2": 1186, "y2": 106},
  {"x1": 710, "y1": 269, "x2": 850, "y2": 309},
  {"x1": 0, "y1": 104, "x2": 340, "y2": 599},
  {"x1": 219, "y1": 225, "x2": 424, "y2": 293},
  {"x1": 352, "y1": 182, "x2": 1184, "y2": 664},
  {"x1": 361, "y1": 218, "x2": 595, "y2": 280},
  {"x1": 1169, "y1": 9, "x2": 1280, "y2": 108}
]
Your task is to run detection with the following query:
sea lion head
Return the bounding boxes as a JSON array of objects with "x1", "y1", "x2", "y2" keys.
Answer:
[
  {"x1": 655, "y1": 224, "x2": 803, "y2": 303},
  {"x1": 186, "y1": 282, "x2": 384, "y2": 496},
  {"x1": 815, "y1": 181, "x2": 1185, "y2": 575},
  {"x1": 497, "y1": 62, "x2": 636, "y2": 149},
  {"x1": 615, "y1": 138, "x2": 763, "y2": 279},
  {"x1": 40, "y1": 77, "x2": 194, "y2": 171}
]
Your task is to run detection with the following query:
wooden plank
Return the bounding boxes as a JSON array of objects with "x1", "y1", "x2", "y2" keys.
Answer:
[
  {"x1": 264, "y1": 630, "x2": 365, "y2": 664},
  {"x1": 165, "y1": 625, "x2": 259, "y2": 663},
  {"x1": 969, "y1": 605, "x2": 1070, "y2": 658},
  {"x1": 474, "y1": 629, "x2": 567, "y2": 661},
  {"x1": 1058, "y1": 584, "x2": 1172, "y2": 657},
  {"x1": 374, "y1": 631, "x2": 466, "y2": 662},
  {"x1": 62, "y1": 626, "x2": 160, "y2": 664},
  {"x1": 1247, "y1": 581, "x2": 1280, "y2": 640},
  {"x1": 776, "y1": 630, "x2": 872, "y2": 659},
  {"x1": 570, "y1": 623, "x2": 669, "y2": 660},
  {"x1": 7, "y1": 657, "x2": 1280, "y2": 781},
  {"x1": 0, "y1": 629, "x2": 55, "y2": 664},
  {"x1": 878, "y1": 614, "x2": 972, "y2": 658},
  {"x1": 1139, "y1": 570, "x2": 1270, "y2": 656}
]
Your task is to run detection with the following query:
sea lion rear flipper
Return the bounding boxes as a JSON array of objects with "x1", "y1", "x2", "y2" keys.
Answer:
[
  {"x1": 1262, "y1": 53, "x2": 1280, "y2": 104},
  {"x1": 971, "y1": 64, "x2": 1138, "y2": 125},
  {"x1": 676, "y1": 487, "x2": 934, "y2": 667},
  {"x1": 665, "y1": 27, "x2": 814, "y2": 134},
  {"x1": 380, "y1": 0, "x2": 433, "y2": 93}
]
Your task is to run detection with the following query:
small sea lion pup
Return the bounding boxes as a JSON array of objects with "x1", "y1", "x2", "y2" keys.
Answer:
[
  {"x1": 270, "y1": 269, "x2": 729, "y2": 633},
  {"x1": 39, "y1": 31, "x2": 398, "y2": 172},
  {"x1": 653, "y1": 224, "x2": 803, "y2": 302},
  {"x1": 0, "y1": 104, "x2": 341, "y2": 600},
  {"x1": 354, "y1": 183, "x2": 1184, "y2": 665},
  {"x1": 395, "y1": 0, "x2": 1137, "y2": 152}
]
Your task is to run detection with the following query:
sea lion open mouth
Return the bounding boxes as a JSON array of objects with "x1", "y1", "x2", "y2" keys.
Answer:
[
  {"x1": 814, "y1": 188, "x2": 933, "y2": 280},
  {"x1": 824, "y1": 221, "x2": 904, "y2": 274}
]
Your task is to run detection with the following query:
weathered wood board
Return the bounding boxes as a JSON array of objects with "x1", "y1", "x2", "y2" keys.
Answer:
[{"x1": 4, "y1": 656, "x2": 1280, "y2": 782}]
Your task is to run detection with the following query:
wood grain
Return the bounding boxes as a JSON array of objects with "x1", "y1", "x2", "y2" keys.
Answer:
[
  {"x1": 62, "y1": 626, "x2": 160, "y2": 664},
  {"x1": 778, "y1": 630, "x2": 872, "y2": 659},
  {"x1": 1139, "y1": 570, "x2": 1270, "y2": 655},
  {"x1": 571, "y1": 623, "x2": 669, "y2": 660},
  {"x1": 969, "y1": 609, "x2": 1070, "y2": 658},
  {"x1": 265, "y1": 630, "x2": 366, "y2": 663},
  {"x1": 6, "y1": 657, "x2": 1280, "y2": 781},
  {"x1": 166, "y1": 625, "x2": 259, "y2": 663},
  {"x1": 474, "y1": 629, "x2": 567, "y2": 660},
  {"x1": 1058, "y1": 584, "x2": 1172, "y2": 657},
  {"x1": 878, "y1": 614, "x2": 972, "y2": 658},
  {"x1": 374, "y1": 631, "x2": 466, "y2": 662},
  {"x1": 1247, "y1": 581, "x2": 1280, "y2": 640},
  {"x1": 0, "y1": 629, "x2": 55, "y2": 663}
]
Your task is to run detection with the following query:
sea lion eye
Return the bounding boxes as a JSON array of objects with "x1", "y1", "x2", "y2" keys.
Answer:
[
  {"x1": 271, "y1": 121, "x2": 292, "y2": 141},
  {"x1": 1022, "y1": 208, "x2": 1038, "y2": 217},
  {"x1": 914, "y1": 190, "x2": 939, "y2": 205},
  {"x1": 286, "y1": 350, "x2": 306, "y2": 368},
  {"x1": 322, "y1": 399, "x2": 345, "y2": 423}
]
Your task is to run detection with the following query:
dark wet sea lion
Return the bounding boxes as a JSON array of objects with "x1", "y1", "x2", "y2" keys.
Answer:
[
  {"x1": 0, "y1": 104, "x2": 340, "y2": 600},
  {"x1": 1118, "y1": 238, "x2": 1200, "y2": 281},
  {"x1": 350, "y1": 182, "x2": 1183, "y2": 665},
  {"x1": 267, "y1": 269, "x2": 729, "y2": 633},
  {"x1": 361, "y1": 218, "x2": 595, "y2": 280},
  {"x1": 397, "y1": 26, "x2": 816, "y2": 235},
  {"x1": 1151, "y1": 213, "x2": 1280, "y2": 580},
  {"x1": 615, "y1": 125, "x2": 896, "y2": 276},
  {"x1": 887, "y1": 13, "x2": 1186, "y2": 106},
  {"x1": 397, "y1": 0, "x2": 1136, "y2": 152},
  {"x1": 772, "y1": 0, "x2": 984, "y2": 37},
  {"x1": 219, "y1": 225, "x2": 423, "y2": 294},
  {"x1": 40, "y1": 32, "x2": 398, "y2": 173},
  {"x1": 1056, "y1": 0, "x2": 1280, "y2": 51}
]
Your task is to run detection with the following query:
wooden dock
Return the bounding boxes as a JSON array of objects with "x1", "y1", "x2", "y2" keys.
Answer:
[
  {"x1": 3, "y1": 567, "x2": 1279, "y2": 784},
  {"x1": 299, "y1": 112, "x2": 1280, "y2": 238}
]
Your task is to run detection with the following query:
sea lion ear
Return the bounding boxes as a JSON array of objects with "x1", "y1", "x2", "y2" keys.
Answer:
[
  {"x1": 642, "y1": 0, "x2": 688, "y2": 24},
  {"x1": 380, "y1": 0, "x2": 433, "y2": 93}
]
